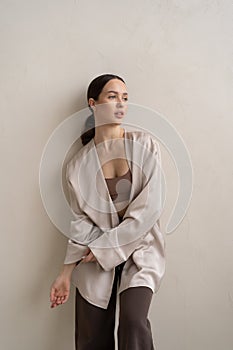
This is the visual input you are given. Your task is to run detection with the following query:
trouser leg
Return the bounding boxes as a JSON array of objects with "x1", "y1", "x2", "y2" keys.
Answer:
[
  {"x1": 75, "y1": 265, "x2": 121, "y2": 350},
  {"x1": 117, "y1": 286, "x2": 155, "y2": 350}
]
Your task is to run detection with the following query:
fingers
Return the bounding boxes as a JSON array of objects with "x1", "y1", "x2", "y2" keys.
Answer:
[
  {"x1": 81, "y1": 251, "x2": 97, "y2": 263},
  {"x1": 81, "y1": 255, "x2": 91, "y2": 263},
  {"x1": 79, "y1": 247, "x2": 98, "y2": 263},
  {"x1": 50, "y1": 295, "x2": 68, "y2": 308},
  {"x1": 50, "y1": 275, "x2": 71, "y2": 309},
  {"x1": 50, "y1": 288, "x2": 55, "y2": 303},
  {"x1": 50, "y1": 285, "x2": 69, "y2": 309},
  {"x1": 85, "y1": 248, "x2": 91, "y2": 254}
]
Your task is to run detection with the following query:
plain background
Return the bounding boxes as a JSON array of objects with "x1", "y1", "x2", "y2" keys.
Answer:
[{"x1": 1, "y1": 1, "x2": 232, "y2": 349}]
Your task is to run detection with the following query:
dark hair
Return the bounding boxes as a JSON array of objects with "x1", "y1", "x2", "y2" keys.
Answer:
[{"x1": 81, "y1": 74, "x2": 125, "y2": 146}]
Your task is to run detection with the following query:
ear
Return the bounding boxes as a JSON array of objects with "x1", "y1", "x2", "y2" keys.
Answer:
[{"x1": 88, "y1": 98, "x2": 96, "y2": 110}]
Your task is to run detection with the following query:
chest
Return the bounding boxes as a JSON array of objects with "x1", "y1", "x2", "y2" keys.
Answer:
[
  {"x1": 102, "y1": 158, "x2": 130, "y2": 178},
  {"x1": 95, "y1": 138, "x2": 130, "y2": 178}
]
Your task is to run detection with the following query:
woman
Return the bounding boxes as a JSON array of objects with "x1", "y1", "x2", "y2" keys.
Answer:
[{"x1": 50, "y1": 74, "x2": 166, "y2": 350}]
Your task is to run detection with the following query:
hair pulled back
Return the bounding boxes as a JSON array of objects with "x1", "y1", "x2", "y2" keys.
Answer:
[{"x1": 81, "y1": 74, "x2": 125, "y2": 146}]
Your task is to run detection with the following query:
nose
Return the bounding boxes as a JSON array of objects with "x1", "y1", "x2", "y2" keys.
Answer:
[{"x1": 116, "y1": 96, "x2": 125, "y2": 106}]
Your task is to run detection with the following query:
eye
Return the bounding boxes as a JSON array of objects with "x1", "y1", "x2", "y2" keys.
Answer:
[
  {"x1": 123, "y1": 97, "x2": 128, "y2": 101},
  {"x1": 108, "y1": 95, "x2": 116, "y2": 99}
]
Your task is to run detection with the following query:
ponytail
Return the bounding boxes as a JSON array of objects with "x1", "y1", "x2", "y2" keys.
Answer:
[{"x1": 81, "y1": 111, "x2": 95, "y2": 146}]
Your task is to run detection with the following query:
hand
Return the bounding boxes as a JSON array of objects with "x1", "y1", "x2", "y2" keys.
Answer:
[
  {"x1": 81, "y1": 248, "x2": 98, "y2": 263},
  {"x1": 50, "y1": 274, "x2": 71, "y2": 309}
]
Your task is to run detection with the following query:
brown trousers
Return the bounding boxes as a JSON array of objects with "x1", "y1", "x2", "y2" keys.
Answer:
[{"x1": 75, "y1": 261, "x2": 155, "y2": 350}]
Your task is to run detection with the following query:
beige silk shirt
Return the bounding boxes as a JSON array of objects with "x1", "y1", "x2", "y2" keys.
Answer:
[{"x1": 64, "y1": 128, "x2": 166, "y2": 309}]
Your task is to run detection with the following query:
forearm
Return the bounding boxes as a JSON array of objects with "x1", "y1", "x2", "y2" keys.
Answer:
[{"x1": 59, "y1": 262, "x2": 76, "y2": 278}]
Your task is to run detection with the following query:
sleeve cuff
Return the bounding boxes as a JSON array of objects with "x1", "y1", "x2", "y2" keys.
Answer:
[
  {"x1": 64, "y1": 239, "x2": 88, "y2": 264},
  {"x1": 88, "y1": 235, "x2": 144, "y2": 271}
]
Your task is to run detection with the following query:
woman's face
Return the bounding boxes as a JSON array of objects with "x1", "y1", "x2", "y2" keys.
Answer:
[{"x1": 89, "y1": 79, "x2": 128, "y2": 126}]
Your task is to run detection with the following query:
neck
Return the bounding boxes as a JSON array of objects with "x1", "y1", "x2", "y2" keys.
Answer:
[{"x1": 94, "y1": 124, "x2": 124, "y2": 145}]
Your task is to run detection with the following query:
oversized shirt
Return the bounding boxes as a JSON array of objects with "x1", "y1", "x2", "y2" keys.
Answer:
[{"x1": 64, "y1": 128, "x2": 166, "y2": 309}]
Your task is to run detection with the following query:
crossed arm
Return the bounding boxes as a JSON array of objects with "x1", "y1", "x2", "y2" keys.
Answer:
[
  {"x1": 64, "y1": 138, "x2": 162, "y2": 270},
  {"x1": 50, "y1": 137, "x2": 163, "y2": 308}
]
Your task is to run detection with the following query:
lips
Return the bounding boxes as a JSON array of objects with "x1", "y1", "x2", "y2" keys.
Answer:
[{"x1": 114, "y1": 111, "x2": 124, "y2": 118}]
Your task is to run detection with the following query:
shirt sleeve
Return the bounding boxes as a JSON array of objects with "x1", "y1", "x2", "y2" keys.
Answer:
[
  {"x1": 88, "y1": 138, "x2": 163, "y2": 271},
  {"x1": 63, "y1": 165, "x2": 104, "y2": 264}
]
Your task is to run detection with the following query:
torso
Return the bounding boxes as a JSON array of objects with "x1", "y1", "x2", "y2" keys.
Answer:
[
  {"x1": 94, "y1": 130, "x2": 132, "y2": 218},
  {"x1": 94, "y1": 128, "x2": 130, "y2": 178},
  {"x1": 105, "y1": 168, "x2": 132, "y2": 219},
  {"x1": 102, "y1": 158, "x2": 130, "y2": 178}
]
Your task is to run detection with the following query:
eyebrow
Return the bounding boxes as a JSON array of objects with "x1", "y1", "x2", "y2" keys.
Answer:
[{"x1": 106, "y1": 90, "x2": 128, "y2": 95}]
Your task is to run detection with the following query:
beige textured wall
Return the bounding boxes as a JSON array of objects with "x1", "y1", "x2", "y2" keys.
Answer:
[{"x1": 1, "y1": 1, "x2": 232, "y2": 349}]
